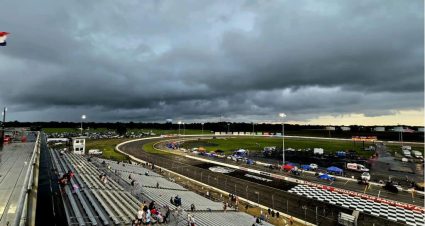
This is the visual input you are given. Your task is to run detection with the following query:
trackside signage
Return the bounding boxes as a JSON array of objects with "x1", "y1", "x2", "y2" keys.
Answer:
[{"x1": 302, "y1": 181, "x2": 424, "y2": 213}]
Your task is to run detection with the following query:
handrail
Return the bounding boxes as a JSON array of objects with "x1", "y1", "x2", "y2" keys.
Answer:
[{"x1": 13, "y1": 131, "x2": 41, "y2": 226}]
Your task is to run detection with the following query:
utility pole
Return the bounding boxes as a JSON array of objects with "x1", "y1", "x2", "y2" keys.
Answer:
[{"x1": 0, "y1": 107, "x2": 6, "y2": 146}]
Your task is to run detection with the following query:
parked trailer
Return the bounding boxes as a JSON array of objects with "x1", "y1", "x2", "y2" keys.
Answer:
[
  {"x1": 313, "y1": 148, "x2": 324, "y2": 155},
  {"x1": 346, "y1": 163, "x2": 369, "y2": 172}
]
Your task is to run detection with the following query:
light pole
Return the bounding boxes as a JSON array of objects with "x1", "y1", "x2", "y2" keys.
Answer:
[
  {"x1": 178, "y1": 121, "x2": 182, "y2": 136},
  {"x1": 279, "y1": 113, "x2": 286, "y2": 165},
  {"x1": 1, "y1": 107, "x2": 6, "y2": 129},
  {"x1": 201, "y1": 123, "x2": 204, "y2": 135},
  {"x1": 183, "y1": 122, "x2": 186, "y2": 135},
  {"x1": 1, "y1": 107, "x2": 6, "y2": 144},
  {"x1": 80, "y1": 114, "x2": 86, "y2": 136},
  {"x1": 252, "y1": 122, "x2": 255, "y2": 136}
]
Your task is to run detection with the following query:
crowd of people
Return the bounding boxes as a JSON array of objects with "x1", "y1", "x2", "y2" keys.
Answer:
[{"x1": 132, "y1": 201, "x2": 171, "y2": 225}]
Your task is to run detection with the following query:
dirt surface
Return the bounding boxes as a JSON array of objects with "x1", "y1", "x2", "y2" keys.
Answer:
[{"x1": 119, "y1": 138, "x2": 405, "y2": 226}]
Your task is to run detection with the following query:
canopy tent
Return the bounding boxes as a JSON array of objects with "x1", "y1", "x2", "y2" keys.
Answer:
[
  {"x1": 327, "y1": 166, "x2": 343, "y2": 174},
  {"x1": 300, "y1": 165, "x2": 312, "y2": 171},
  {"x1": 234, "y1": 149, "x2": 248, "y2": 156},
  {"x1": 246, "y1": 159, "x2": 254, "y2": 165},
  {"x1": 282, "y1": 164, "x2": 294, "y2": 171}
]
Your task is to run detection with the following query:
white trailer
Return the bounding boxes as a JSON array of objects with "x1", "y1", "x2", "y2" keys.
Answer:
[
  {"x1": 346, "y1": 163, "x2": 369, "y2": 172},
  {"x1": 313, "y1": 148, "x2": 324, "y2": 155}
]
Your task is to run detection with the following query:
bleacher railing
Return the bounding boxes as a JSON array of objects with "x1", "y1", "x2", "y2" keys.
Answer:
[{"x1": 13, "y1": 131, "x2": 41, "y2": 226}]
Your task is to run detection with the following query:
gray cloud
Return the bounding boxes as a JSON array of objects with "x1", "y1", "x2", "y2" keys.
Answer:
[{"x1": 0, "y1": 0, "x2": 423, "y2": 123}]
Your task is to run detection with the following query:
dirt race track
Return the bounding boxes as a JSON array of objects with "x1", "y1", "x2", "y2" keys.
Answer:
[{"x1": 120, "y1": 138, "x2": 405, "y2": 226}]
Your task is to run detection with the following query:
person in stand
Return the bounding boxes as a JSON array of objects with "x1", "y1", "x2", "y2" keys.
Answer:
[
  {"x1": 102, "y1": 175, "x2": 108, "y2": 184},
  {"x1": 137, "y1": 207, "x2": 144, "y2": 225},
  {"x1": 144, "y1": 206, "x2": 152, "y2": 226},
  {"x1": 163, "y1": 206, "x2": 170, "y2": 224},
  {"x1": 131, "y1": 179, "x2": 136, "y2": 187},
  {"x1": 156, "y1": 211, "x2": 164, "y2": 224},
  {"x1": 140, "y1": 201, "x2": 147, "y2": 210},
  {"x1": 156, "y1": 182, "x2": 159, "y2": 188},
  {"x1": 271, "y1": 210, "x2": 275, "y2": 218},
  {"x1": 268, "y1": 208, "x2": 271, "y2": 215},
  {"x1": 256, "y1": 217, "x2": 261, "y2": 225},
  {"x1": 187, "y1": 213, "x2": 192, "y2": 226},
  {"x1": 189, "y1": 214, "x2": 195, "y2": 226},
  {"x1": 149, "y1": 201, "x2": 155, "y2": 210},
  {"x1": 129, "y1": 174, "x2": 132, "y2": 180},
  {"x1": 58, "y1": 177, "x2": 68, "y2": 194},
  {"x1": 190, "y1": 203, "x2": 195, "y2": 212},
  {"x1": 170, "y1": 197, "x2": 175, "y2": 206},
  {"x1": 276, "y1": 211, "x2": 280, "y2": 218}
]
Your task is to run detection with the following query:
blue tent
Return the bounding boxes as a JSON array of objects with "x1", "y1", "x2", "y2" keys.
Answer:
[
  {"x1": 327, "y1": 166, "x2": 343, "y2": 174},
  {"x1": 319, "y1": 174, "x2": 335, "y2": 181},
  {"x1": 246, "y1": 159, "x2": 254, "y2": 165},
  {"x1": 300, "y1": 165, "x2": 311, "y2": 170}
]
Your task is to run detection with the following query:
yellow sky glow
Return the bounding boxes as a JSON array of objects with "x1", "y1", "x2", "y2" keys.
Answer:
[{"x1": 288, "y1": 109, "x2": 425, "y2": 126}]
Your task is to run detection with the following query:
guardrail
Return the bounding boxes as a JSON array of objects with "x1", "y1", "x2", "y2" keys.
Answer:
[{"x1": 13, "y1": 132, "x2": 41, "y2": 226}]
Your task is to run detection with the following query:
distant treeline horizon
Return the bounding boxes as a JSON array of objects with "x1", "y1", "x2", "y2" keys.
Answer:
[{"x1": 2, "y1": 121, "x2": 424, "y2": 142}]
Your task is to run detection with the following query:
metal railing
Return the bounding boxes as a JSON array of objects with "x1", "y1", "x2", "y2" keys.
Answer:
[{"x1": 13, "y1": 131, "x2": 41, "y2": 226}]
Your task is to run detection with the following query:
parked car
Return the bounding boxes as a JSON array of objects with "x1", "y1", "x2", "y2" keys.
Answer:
[
  {"x1": 309, "y1": 163, "x2": 318, "y2": 170},
  {"x1": 402, "y1": 149, "x2": 412, "y2": 157},
  {"x1": 412, "y1": 150, "x2": 423, "y2": 159},
  {"x1": 360, "y1": 172, "x2": 371, "y2": 181},
  {"x1": 383, "y1": 181, "x2": 402, "y2": 193}
]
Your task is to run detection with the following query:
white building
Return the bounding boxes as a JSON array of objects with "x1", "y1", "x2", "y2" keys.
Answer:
[
  {"x1": 325, "y1": 126, "x2": 336, "y2": 131},
  {"x1": 340, "y1": 126, "x2": 351, "y2": 131},
  {"x1": 393, "y1": 126, "x2": 404, "y2": 132},
  {"x1": 72, "y1": 137, "x2": 86, "y2": 155},
  {"x1": 374, "y1": 127, "x2": 385, "y2": 132}
]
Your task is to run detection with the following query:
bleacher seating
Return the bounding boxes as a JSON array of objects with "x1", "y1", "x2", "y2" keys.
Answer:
[
  {"x1": 51, "y1": 150, "x2": 274, "y2": 226},
  {"x1": 51, "y1": 149, "x2": 140, "y2": 225},
  {"x1": 141, "y1": 187, "x2": 224, "y2": 211},
  {"x1": 96, "y1": 158, "x2": 274, "y2": 226},
  {"x1": 104, "y1": 160, "x2": 187, "y2": 190}
]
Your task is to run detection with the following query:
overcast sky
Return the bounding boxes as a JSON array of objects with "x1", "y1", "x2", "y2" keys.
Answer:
[{"x1": 0, "y1": 0, "x2": 423, "y2": 125}]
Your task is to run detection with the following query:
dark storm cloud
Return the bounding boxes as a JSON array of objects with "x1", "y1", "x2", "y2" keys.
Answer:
[{"x1": 0, "y1": 0, "x2": 423, "y2": 123}]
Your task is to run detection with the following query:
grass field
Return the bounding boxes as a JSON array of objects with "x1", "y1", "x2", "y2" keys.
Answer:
[
  {"x1": 142, "y1": 141, "x2": 172, "y2": 155},
  {"x1": 180, "y1": 137, "x2": 376, "y2": 157},
  {"x1": 86, "y1": 139, "x2": 130, "y2": 161}
]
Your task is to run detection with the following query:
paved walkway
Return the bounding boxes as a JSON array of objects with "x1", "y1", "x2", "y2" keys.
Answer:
[{"x1": 0, "y1": 142, "x2": 35, "y2": 225}]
